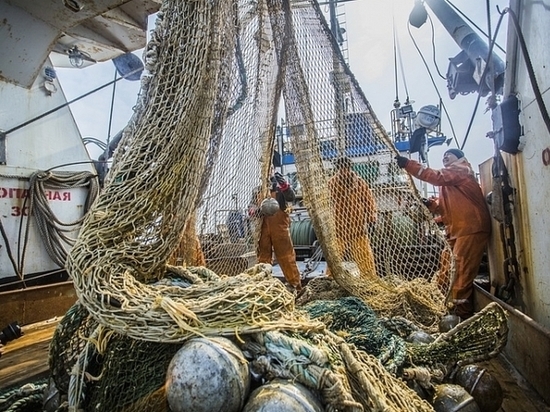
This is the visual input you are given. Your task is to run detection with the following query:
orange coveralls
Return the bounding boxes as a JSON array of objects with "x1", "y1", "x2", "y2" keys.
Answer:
[
  {"x1": 405, "y1": 159, "x2": 491, "y2": 318},
  {"x1": 255, "y1": 182, "x2": 302, "y2": 290},
  {"x1": 328, "y1": 169, "x2": 377, "y2": 278}
]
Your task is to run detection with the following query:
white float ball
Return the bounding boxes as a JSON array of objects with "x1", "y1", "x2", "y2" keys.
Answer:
[{"x1": 166, "y1": 337, "x2": 250, "y2": 412}]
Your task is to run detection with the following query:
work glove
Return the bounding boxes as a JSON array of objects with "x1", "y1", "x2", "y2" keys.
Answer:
[
  {"x1": 274, "y1": 172, "x2": 289, "y2": 190},
  {"x1": 421, "y1": 198, "x2": 432, "y2": 208},
  {"x1": 269, "y1": 177, "x2": 278, "y2": 192},
  {"x1": 248, "y1": 205, "x2": 262, "y2": 218},
  {"x1": 274, "y1": 172, "x2": 286, "y2": 185},
  {"x1": 395, "y1": 155, "x2": 409, "y2": 168}
]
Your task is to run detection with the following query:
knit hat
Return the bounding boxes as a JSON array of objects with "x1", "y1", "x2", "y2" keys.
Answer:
[
  {"x1": 444, "y1": 148, "x2": 465, "y2": 159},
  {"x1": 333, "y1": 156, "x2": 352, "y2": 169}
]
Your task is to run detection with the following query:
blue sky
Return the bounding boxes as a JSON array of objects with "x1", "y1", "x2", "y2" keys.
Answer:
[{"x1": 56, "y1": 0, "x2": 509, "y2": 170}]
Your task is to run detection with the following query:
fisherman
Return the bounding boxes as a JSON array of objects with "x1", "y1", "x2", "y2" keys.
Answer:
[
  {"x1": 395, "y1": 149, "x2": 491, "y2": 319},
  {"x1": 169, "y1": 213, "x2": 206, "y2": 267},
  {"x1": 328, "y1": 156, "x2": 377, "y2": 279},
  {"x1": 249, "y1": 167, "x2": 302, "y2": 292}
]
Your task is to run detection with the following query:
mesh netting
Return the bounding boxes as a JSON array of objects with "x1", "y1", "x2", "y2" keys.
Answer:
[
  {"x1": 40, "y1": 0, "x2": 496, "y2": 411},
  {"x1": 67, "y1": 0, "x2": 451, "y2": 338}
]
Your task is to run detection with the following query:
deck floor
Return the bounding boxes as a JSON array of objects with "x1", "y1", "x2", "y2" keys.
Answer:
[
  {"x1": 0, "y1": 318, "x2": 59, "y2": 390},
  {"x1": 480, "y1": 357, "x2": 550, "y2": 412}
]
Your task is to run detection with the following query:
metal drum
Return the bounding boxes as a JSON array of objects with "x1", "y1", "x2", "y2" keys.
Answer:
[
  {"x1": 165, "y1": 337, "x2": 250, "y2": 412},
  {"x1": 290, "y1": 219, "x2": 317, "y2": 247},
  {"x1": 243, "y1": 379, "x2": 324, "y2": 412}
]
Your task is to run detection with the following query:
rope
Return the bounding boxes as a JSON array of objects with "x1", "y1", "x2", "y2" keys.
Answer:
[
  {"x1": 25, "y1": 170, "x2": 99, "y2": 268},
  {"x1": 0, "y1": 381, "x2": 47, "y2": 412}
]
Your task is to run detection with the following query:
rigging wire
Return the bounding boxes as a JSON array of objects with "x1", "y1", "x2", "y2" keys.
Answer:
[
  {"x1": 427, "y1": 14, "x2": 447, "y2": 80},
  {"x1": 459, "y1": 93, "x2": 483, "y2": 151},
  {"x1": 3, "y1": 66, "x2": 143, "y2": 136},
  {"x1": 392, "y1": 10, "x2": 400, "y2": 106},
  {"x1": 459, "y1": 5, "x2": 508, "y2": 150},
  {"x1": 391, "y1": 0, "x2": 411, "y2": 106},
  {"x1": 407, "y1": 23, "x2": 460, "y2": 148},
  {"x1": 82, "y1": 136, "x2": 108, "y2": 151},
  {"x1": 486, "y1": 0, "x2": 493, "y2": 52},
  {"x1": 395, "y1": 23, "x2": 410, "y2": 104},
  {"x1": 106, "y1": 67, "x2": 118, "y2": 157}
]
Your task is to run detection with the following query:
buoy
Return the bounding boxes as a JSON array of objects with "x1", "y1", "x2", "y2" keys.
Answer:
[
  {"x1": 407, "y1": 379, "x2": 430, "y2": 401},
  {"x1": 243, "y1": 379, "x2": 324, "y2": 412},
  {"x1": 407, "y1": 330, "x2": 435, "y2": 344},
  {"x1": 260, "y1": 198, "x2": 280, "y2": 216},
  {"x1": 432, "y1": 384, "x2": 480, "y2": 412},
  {"x1": 439, "y1": 314, "x2": 460, "y2": 333},
  {"x1": 454, "y1": 365, "x2": 503, "y2": 412},
  {"x1": 165, "y1": 337, "x2": 250, "y2": 412}
]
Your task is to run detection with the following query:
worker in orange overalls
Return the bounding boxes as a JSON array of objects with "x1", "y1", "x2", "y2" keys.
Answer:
[
  {"x1": 168, "y1": 212, "x2": 206, "y2": 267},
  {"x1": 328, "y1": 156, "x2": 377, "y2": 279},
  {"x1": 396, "y1": 148, "x2": 492, "y2": 319},
  {"x1": 249, "y1": 169, "x2": 302, "y2": 292}
]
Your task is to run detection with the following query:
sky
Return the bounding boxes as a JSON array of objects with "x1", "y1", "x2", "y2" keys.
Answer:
[
  {"x1": 56, "y1": 0, "x2": 510, "y2": 171},
  {"x1": 340, "y1": 0, "x2": 509, "y2": 169}
]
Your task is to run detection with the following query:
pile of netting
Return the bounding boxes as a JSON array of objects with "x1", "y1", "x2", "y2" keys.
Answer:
[
  {"x1": 9, "y1": 0, "x2": 509, "y2": 411},
  {"x1": 2, "y1": 291, "x2": 506, "y2": 412}
]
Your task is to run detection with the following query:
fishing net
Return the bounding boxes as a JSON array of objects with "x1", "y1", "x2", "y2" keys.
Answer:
[
  {"x1": 68, "y1": 0, "x2": 451, "y2": 340},
  {"x1": 45, "y1": 298, "x2": 506, "y2": 412},
  {"x1": 39, "y1": 0, "x2": 506, "y2": 411}
]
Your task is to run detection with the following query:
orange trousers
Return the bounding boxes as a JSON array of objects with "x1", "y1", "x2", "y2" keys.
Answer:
[
  {"x1": 257, "y1": 211, "x2": 302, "y2": 290},
  {"x1": 336, "y1": 235, "x2": 376, "y2": 279},
  {"x1": 448, "y1": 232, "x2": 490, "y2": 318}
]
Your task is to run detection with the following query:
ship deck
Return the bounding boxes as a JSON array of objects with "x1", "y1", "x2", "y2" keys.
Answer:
[{"x1": 0, "y1": 318, "x2": 59, "y2": 389}]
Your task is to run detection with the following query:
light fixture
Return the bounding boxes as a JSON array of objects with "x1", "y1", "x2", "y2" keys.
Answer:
[
  {"x1": 400, "y1": 104, "x2": 414, "y2": 115},
  {"x1": 409, "y1": 0, "x2": 427, "y2": 28},
  {"x1": 68, "y1": 46, "x2": 84, "y2": 68},
  {"x1": 63, "y1": 0, "x2": 82, "y2": 12},
  {"x1": 43, "y1": 66, "x2": 58, "y2": 95},
  {"x1": 44, "y1": 66, "x2": 56, "y2": 81}
]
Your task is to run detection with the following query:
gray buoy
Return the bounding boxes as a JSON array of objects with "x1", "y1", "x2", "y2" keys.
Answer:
[
  {"x1": 454, "y1": 365, "x2": 503, "y2": 412},
  {"x1": 166, "y1": 337, "x2": 250, "y2": 412},
  {"x1": 432, "y1": 384, "x2": 480, "y2": 412},
  {"x1": 407, "y1": 330, "x2": 435, "y2": 344},
  {"x1": 439, "y1": 314, "x2": 461, "y2": 333},
  {"x1": 243, "y1": 379, "x2": 324, "y2": 412}
]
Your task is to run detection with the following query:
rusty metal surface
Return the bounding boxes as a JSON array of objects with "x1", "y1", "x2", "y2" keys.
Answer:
[{"x1": 0, "y1": 281, "x2": 76, "y2": 327}]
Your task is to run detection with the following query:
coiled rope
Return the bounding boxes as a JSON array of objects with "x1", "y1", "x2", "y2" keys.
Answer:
[{"x1": 26, "y1": 170, "x2": 99, "y2": 267}]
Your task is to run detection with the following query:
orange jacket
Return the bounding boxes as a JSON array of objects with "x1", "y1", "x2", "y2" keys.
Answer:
[
  {"x1": 329, "y1": 169, "x2": 376, "y2": 241},
  {"x1": 405, "y1": 159, "x2": 491, "y2": 239}
]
